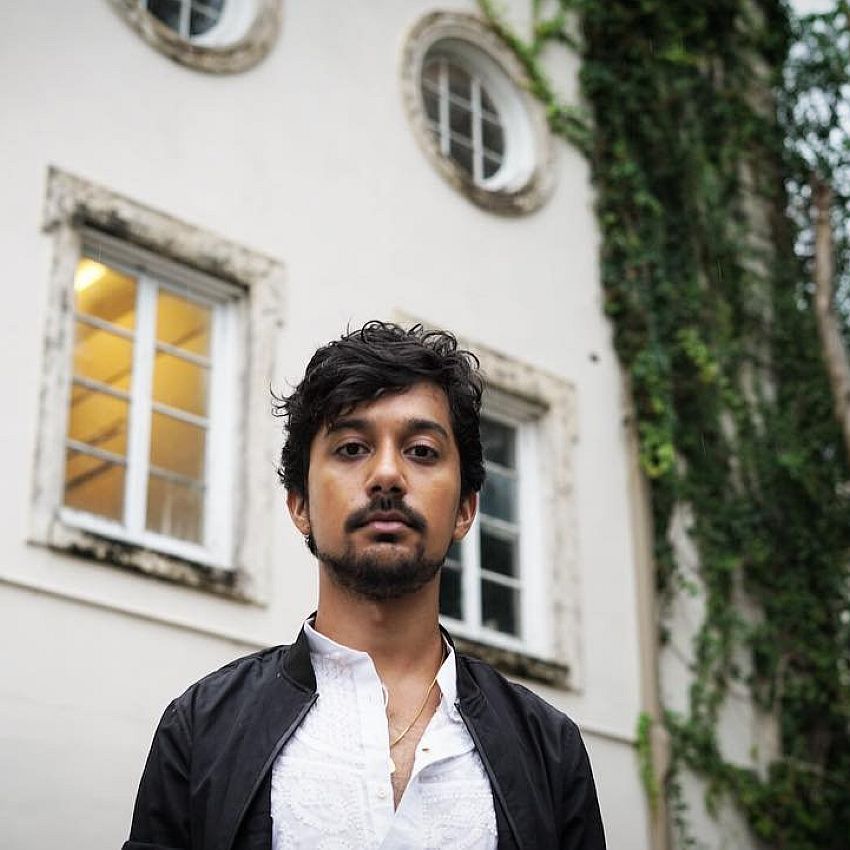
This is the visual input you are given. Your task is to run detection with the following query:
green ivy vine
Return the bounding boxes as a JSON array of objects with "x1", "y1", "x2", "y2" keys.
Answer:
[{"x1": 478, "y1": 1, "x2": 850, "y2": 846}]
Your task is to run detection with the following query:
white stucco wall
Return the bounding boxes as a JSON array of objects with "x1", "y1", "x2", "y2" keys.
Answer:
[{"x1": 0, "y1": 2, "x2": 650, "y2": 847}]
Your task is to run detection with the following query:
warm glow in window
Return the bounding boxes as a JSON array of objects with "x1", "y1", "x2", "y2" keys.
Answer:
[{"x1": 64, "y1": 256, "x2": 213, "y2": 545}]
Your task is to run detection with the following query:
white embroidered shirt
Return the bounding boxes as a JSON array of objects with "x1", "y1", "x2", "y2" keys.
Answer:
[{"x1": 270, "y1": 620, "x2": 498, "y2": 850}]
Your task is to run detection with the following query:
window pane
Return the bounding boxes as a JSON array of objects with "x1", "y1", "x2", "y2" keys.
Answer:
[
  {"x1": 482, "y1": 118, "x2": 505, "y2": 159},
  {"x1": 480, "y1": 468, "x2": 516, "y2": 522},
  {"x1": 146, "y1": 0, "x2": 182, "y2": 31},
  {"x1": 74, "y1": 259, "x2": 136, "y2": 330},
  {"x1": 146, "y1": 474, "x2": 204, "y2": 543},
  {"x1": 446, "y1": 540, "x2": 462, "y2": 567},
  {"x1": 157, "y1": 291, "x2": 211, "y2": 356},
  {"x1": 450, "y1": 136, "x2": 474, "y2": 178},
  {"x1": 483, "y1": 155, "x2": 502, "y2": 180},
  {"x1": 447, "y1": 62, "x2": 471, "y2": 104},
  {"x1": 481, "y1": 528, "x2": 516, "y2": 577},
  {"x1": 73, "y1": 322, "x2": 133, "y2": 392},
  {"x1": 439, "y1": 565, "x2": 463, "y2": 621},
  {"x1": 64, "y1": 450, "x2": 125, "y2": 521},
  {"x1": 150, "y1": 412, "x2": 206, "y2": 481},
  {"x1": 481, "y1": 418, "x2": 515, "y2": 468},
  {"x1": 480, "y1": 86, "x2": 500, "y2": 121},
  {"x1": 67, "y1": 389, "x2": 129, "y2": 458},
  {"x1": 482, "y1": 579, "x2": 519, "y2": 636},
  {"x1": 153, "y1": 353, "x2": 208, "y2": 416},
  {"x1": 423, "y1": 86, "x2": 440, "y2": 123},
  {"x1": 422, "y1": 59, "x2": 441, "y2": 91},
  {"x1": 190, "y1": 0, "x2": 224, "y2": 36},
  {"x1": 450, "y1": 101, "x2": 472, "y2": 141}
]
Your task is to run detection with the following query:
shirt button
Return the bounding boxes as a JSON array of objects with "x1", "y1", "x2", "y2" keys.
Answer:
[{"x1": 376, "y1": 787, "x2": 388, "y2": 800}]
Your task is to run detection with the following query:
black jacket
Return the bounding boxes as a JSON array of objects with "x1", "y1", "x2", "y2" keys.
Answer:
[{"x1": 124, "y1": 627, "x2": 606, "y2": 850}]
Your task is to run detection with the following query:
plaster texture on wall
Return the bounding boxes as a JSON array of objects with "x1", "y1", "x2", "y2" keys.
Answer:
[{"x1": 1, "y1": 1, "x2": 649, "y2": 847}]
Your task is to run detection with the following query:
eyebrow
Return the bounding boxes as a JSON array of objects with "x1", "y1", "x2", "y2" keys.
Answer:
[{"x1": 325, "y1": 416, "x2": 450, "y2": 441}]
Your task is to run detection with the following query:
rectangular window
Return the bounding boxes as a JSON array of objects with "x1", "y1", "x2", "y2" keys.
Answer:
[
  {"x1": 60, "y1": 240, "x2": 238, "y2": 566},
  {"x1": 440, "y1": 410, "x2": 539, "y2": 649}
]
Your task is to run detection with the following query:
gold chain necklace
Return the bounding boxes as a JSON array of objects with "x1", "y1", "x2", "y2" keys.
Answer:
[{"x1": 386, "y1": 645, "x2": 446, "y2": 774}]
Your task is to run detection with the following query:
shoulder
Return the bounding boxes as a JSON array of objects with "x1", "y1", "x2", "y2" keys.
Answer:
[
  {"x1": 171, "y1": 644, "x2": 291, "y2": 722},
  {"x1": 458, "y1": 653, "x2": 584, "y2": 745}
]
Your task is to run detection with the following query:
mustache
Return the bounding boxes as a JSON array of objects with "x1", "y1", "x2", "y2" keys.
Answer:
[{"x1": 344, "y1": 495, "x2": 428, "y2": 533}]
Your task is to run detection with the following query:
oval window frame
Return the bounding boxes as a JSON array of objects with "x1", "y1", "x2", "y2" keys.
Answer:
[
  {"x1": 401, "y1": 12, "x2": 554, "y2": 215},
  {"x1": 109, "y1": 0, "x2": 282, "y2": 74}
]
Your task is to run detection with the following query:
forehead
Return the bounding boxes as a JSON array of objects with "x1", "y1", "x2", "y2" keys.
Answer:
[{"x1": 322, "y1": 382, "x2": 453, "y2": 434}]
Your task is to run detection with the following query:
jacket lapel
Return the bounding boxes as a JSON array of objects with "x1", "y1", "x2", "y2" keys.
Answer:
[
  {"x1": 456, "y1": 658, "x2": 539, "y2": 850},
  {"x1": 211, "y1": 629, "x2": 317, "y2": 850}
]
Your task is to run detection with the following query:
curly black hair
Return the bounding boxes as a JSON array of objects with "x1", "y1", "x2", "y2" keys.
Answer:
[{"x1": 274, "y1": 321, "x2": 485, "y2": 498}]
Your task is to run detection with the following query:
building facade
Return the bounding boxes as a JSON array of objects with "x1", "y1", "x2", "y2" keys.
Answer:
[{"x1": 1, "y1": 2, "x2": 655, "y2": 847}]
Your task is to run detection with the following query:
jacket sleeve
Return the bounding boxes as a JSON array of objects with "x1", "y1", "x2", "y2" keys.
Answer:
[
  {"x1": 559, "y1": 723, "x2": 607, "y2": 849},
  {"x1": 123, "y1": 699, "x2": 193, "y2": 850}
]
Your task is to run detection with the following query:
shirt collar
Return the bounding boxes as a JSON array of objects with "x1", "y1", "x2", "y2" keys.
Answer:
[{"x1": 303, "y1": 617, "x2": 458, "y2": 707}]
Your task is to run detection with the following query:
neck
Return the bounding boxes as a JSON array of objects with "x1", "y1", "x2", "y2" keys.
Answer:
[{"x1": 314, "y1": 570, "x2": 443, "y2": 681}]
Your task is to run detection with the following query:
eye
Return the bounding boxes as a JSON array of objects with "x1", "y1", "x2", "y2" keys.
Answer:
[
  {"x1": 335, "y1": 441, "x2": 368, "y2": 458},
  {"x1": 407, "y1": 443, "x2": 439, "y2": 461}
]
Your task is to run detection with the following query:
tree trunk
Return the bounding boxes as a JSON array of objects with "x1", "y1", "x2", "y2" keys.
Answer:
[{"x1": 812, "y1": 178, "x2": 850, "y2": 462}]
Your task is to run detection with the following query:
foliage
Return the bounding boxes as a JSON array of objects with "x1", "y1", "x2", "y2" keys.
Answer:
[
  {"x1": 478, "y1": 0, "x2": 850, "y2": 846},
  {"x1": 636, "y1": 710, "x2": 661, "y2": 815}
]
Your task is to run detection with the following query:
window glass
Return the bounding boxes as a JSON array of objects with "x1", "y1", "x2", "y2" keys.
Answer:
[
  {"x1": 481, "y1": 527, "x2": 516, "y2": 577},
  {"x1": 145, "y1": 0, "x2": 225, "y2": 39},
  {"x1": 439, "y1": 414, "x2": 522, "y2": 640},
  {"x1": 153, "y1": 354, "x2": 209, "y2": 416},
  {"x1": 421, "y1": 54, "x2": 506, "y2": 186},
  {"x1": 146, "y1": 475, "x2": 204, "y2": 542},
  {"x1": 63, "y1": 255, "x2": 215, "y2": 551},
  {"x1": 149, "y1": 412, "x2": 206, "y2": 481},
  {"x1": 156, "y1": 291, "x2": 211, "y2": 356},
  {"x1": 73, "y1": 323, "x2": 134, "y2": 392},
  {"x1": 482, "y1": 579, "x2": 519, "y2": 636},
  {"x1": 64, "y1": 260, "x2": 136, "y2": 521},
  {"x1": 74, "y1": 260, "x2": 136, "y2": 329},
  {"x1": 480, "y1": 469, "x2": 516, "y2": 522},
  {"x1": 64, "y1": 451, "x2": 126, "y2": 522},
  {"x1": 439, "y1": 565, "x2": 463, "y2": 621}
]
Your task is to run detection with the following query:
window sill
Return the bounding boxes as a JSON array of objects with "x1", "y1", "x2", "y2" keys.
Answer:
[
  {"x1": 451, "y1": 634, "x2": 571, "y2": 689},
  {"x1": 34, "y1": 520, "x2": 257, "y2": 603}
]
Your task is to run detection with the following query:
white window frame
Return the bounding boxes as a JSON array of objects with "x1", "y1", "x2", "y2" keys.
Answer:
[
  {"x1": 61, "y1": 232, "x2": 240, "y2": 568},
  {"x1": 32, "y1": 168, "x2": 284, "y2": 602},
  {"x1": 395, "y1": 313, "x2": 580, "y2": 684},
  {"x1": 441, "y1": 398, "x2": 548, "y2": 657}
]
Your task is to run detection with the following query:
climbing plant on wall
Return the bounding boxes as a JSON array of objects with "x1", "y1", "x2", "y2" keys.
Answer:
[{"x1": 478, "y1": 0, "x2": 850, "y2": 846}]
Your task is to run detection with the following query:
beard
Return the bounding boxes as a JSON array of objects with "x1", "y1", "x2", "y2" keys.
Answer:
[{"x1": 316, "y1": 539, "x2": 446, "y2": 601}]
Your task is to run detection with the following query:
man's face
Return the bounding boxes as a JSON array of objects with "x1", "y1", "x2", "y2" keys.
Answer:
[{"x1": 287, "y1": 382, "x2": 477, "y2": 600}]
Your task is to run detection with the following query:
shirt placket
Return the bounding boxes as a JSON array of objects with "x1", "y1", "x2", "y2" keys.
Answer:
[{"x1": 352, "y1": 657, "x2": 395, "y2": 841}]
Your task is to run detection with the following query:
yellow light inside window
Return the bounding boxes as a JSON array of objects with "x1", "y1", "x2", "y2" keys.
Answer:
[{"x1": 74, "y1": 259, "x2": 108, "y2": 293}]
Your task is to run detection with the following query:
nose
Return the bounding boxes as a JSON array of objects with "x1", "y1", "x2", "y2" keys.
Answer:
[{"x1": 365, "y1": 442, "x2": 407, "y2": 497}]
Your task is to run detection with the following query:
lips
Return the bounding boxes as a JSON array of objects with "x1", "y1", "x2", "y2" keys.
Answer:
[{"x1": 362, "y1": 512, "x2": 411, "y2": 533}]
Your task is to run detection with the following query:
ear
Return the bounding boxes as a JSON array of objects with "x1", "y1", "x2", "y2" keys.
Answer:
[
  {"x1": 452, "y1": 491, "x2": 477, "y2": 541},
  {"x1": 287, "y1": 489, "x2": 311, "y2": 537}
]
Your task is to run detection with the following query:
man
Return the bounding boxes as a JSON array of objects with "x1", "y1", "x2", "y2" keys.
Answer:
[{"x1": 124, "y1": 321, "x2": 606, "y2": 850}]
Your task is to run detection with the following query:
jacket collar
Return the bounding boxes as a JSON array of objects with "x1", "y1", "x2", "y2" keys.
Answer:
[
  {"x1": 214, "y1": 628, "x2": 317, "y2": 850},
  {"x1": 282, "y1": 621, "x2": 317, "y2": 692}
]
